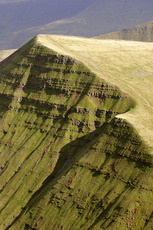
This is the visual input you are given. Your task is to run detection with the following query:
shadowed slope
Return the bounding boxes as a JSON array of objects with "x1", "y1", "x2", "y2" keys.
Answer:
[
  {"x1": 10, "y1": 119, "x2": 153, "y2": 230},
  {"x1": 35, "y1": 35, "x2": 153, "y2": 152},
  {"x1": 0, "y1": 36, "x2": 138, "y2": 229},
  {"x1": 0, "y1": 35, "x2": 153, "y2": 229}
]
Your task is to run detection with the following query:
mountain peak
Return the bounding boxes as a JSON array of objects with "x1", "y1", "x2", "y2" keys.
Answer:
[{"x1": 0, "y1": 35, "x2": 153, "y2": 229}]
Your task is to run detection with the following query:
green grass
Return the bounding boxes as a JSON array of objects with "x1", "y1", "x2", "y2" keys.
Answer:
[
  {"x1": 10, "y1": 118, "x2": 153, "y2": 230},
  {"x1": 37, "y1": 34, "x2": 153, "y2": 153},
  {"x1": 0, "y1": 35, "x2": 153, "y2": 229}
]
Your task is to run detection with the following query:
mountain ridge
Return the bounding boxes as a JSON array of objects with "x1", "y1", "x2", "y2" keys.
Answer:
[
  {"x1": 95, "y1": 21, "x2": 153, "y2": 42},
  {"x1": 0, "y1": 0, "x2": 94, "y2": 35},
  {"x1": 0, "y1": 35, "x2": 153, "y2": 229}
]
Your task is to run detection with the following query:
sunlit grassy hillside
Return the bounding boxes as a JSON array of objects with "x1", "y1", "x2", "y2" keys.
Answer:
[
  {"x1": 0, "y1": 49, "x2": 16, "y2": 62},
  {"x1": 1, "y1": 35, "x2": 153, "y2": 229},
  {"x1": 37, "y1": 35, "x2": 153, "y2": 153}
]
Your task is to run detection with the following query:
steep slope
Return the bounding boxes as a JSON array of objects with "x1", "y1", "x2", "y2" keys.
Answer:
[
  {"x1": 11, "y1": 119, "x2": 153, "y2": 230},
  {"x1": 0, "y1": 35, "x2": 153, "y2": 229},
  {"x1": 1, "y1": 0, "x2": 153, "y2": 49},
  {"x1": 95, "y1": 21, "x2": 153, "y2": 42},
  {"x1": 0, "y1": 49, "x2": 16, "y2": 62},
  {"x1": 38, "y1": 35, "x2": 153, "y2": 151}
]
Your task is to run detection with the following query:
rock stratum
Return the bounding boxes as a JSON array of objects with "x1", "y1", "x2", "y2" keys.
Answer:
[{"x1": 0, "y1": 36, "x2": 153, "y2": 230}]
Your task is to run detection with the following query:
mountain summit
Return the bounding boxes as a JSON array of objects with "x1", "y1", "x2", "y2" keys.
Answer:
[{"x1": 0, "y1": 35, "x2": 153, "y2": 229}]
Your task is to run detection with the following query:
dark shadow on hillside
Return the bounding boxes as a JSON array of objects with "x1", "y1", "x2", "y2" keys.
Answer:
[
  {"x1": 5, "y1": 122, "x2": 105, "y2": 230},
  {"x1": 28, "y1": 123, "x2": 106, "y2": 199},
  {"x1": 5, "y1": 116, "x2": 153, "y2": 229}
]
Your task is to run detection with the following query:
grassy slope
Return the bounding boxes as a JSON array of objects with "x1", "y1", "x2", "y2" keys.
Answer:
[
  {"x1": 95, "y1": 21, "x2": 153, "y2": 42},
  {"x1": 11, "y1": 118, "x2": 153, "y2": 230},
  {"x1": 0, "y1": 36, "x2": 135, "y2": 229},
  {"x1": 0, "y1": 49, "x2": 16, "y2": 62},
  {"x1": 37, "y1": 35, "x2": 153, "y2": 152},
  {"x1": 0, "y1": 35, "x2": 153, "y2": 229}
]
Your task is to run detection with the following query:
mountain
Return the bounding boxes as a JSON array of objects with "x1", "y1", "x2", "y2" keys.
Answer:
[
  {"x1": 0, "y1": 35, "x2": 153, "y2": 229},
  {"x1": 95, "y1": 21, "x2": 153, "y2": 42},
  {"x1": 1, "y1": 0, "x2": 153, "y2": 49},
  {"x1": 0, "y1": 0, "x2": 94, "y2": 34},
  {"x1": 0, "y1": 49, "x2": 16, "y2": 62}
]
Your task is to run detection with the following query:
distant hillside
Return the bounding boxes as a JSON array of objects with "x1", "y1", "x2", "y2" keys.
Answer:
[
  {"x1": 0, "y1": 49, "x2": 16, "y2": 62},
  {"x1": 0, "y1": 0, "x2": 94, "y2": 34},
  {"x1": 96, "y1": 21, "x2": 153, "y2": 42},
  {"x1": 1, "y1": 0, "x2": 153, "y2": 49}
]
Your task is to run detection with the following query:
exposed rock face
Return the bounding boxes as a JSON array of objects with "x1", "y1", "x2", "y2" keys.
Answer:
[{"x1": 0, "y1": 37, "x2": 152, "y2": 230}]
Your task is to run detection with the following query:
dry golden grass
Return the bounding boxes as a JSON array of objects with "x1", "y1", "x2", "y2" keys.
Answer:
[
  {"x1": 37, "y1": 34, "x2": 153, "y2": 152},
  {"x1": 0, "y1": 49, "x2": 16, "y2": 62}
]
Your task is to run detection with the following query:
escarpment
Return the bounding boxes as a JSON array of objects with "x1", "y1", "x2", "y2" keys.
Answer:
[
  {"x1": 12, "y1": 119, "x2": 153, "y2": 230},
  {"x1": 96, "y1": 21, "x2": 153, "y2": 42},
  {"x1": 0, "y1": 36, "x2": 152, "y2": 230}
]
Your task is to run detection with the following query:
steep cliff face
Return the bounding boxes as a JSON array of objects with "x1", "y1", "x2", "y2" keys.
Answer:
[{"x1": 0, "y1": 37, "x2": 152, "y2": 230}]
